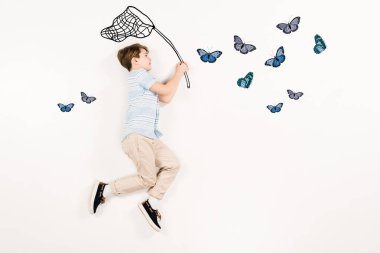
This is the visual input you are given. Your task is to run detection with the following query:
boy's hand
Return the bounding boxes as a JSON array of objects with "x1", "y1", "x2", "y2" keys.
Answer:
[{"x1": 176, "y1": 62, "x2": 189, "y2": 74}]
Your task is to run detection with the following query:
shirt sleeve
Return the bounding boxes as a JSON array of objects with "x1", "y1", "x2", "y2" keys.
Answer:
[{"x1": 139, "y1": 69, "x2": 156, "y2": 90}]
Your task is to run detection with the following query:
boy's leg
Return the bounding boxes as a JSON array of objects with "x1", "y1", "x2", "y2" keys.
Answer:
[
  {"x1": 138, "y1": 139, "x2": 179, "y2": 232},
  {"x1": 148, "y1": 139, "x2": 181, "y2": 200},
  {"x1": 109, "y1": 134, "x2": 159, "y2": 195}
]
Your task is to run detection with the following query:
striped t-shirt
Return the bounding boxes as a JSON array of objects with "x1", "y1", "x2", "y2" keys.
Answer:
[{"x1": 123, "y1": 68, "x2": 162, "y2": 140}]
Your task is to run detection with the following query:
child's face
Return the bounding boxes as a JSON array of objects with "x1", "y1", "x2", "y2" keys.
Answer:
[{"x1": 135, "y1": 49, "x2": 151, "y2": 71}]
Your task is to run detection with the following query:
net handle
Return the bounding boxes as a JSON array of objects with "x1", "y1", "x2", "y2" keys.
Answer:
[{"x1": 154, "y1": 28, "x2": 190, "y2": 88}]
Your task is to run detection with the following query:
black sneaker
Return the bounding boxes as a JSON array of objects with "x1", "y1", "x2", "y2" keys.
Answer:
[
  {"x1": 90, "y1": 181, "x2": 107, "y2": 214},
  {"x1": 138, "y1": 199, "x2": 162, "y2": 232}
]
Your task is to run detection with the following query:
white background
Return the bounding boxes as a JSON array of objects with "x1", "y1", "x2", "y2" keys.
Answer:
[{"x1": 0, "y1": 0, "x2": 379, "y2": 252}]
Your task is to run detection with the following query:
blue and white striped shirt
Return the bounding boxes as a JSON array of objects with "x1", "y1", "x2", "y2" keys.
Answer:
[{"x1": 123, "y1": 68, "x2": 162, "y2": 140}]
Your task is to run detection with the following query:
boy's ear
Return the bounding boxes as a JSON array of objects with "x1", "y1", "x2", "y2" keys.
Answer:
[{"x1": 131, "y1": 57, "x2": 138, "y2": 65}]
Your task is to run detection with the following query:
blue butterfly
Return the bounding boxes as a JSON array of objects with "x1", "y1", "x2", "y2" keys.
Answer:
[
  {"x1": 287, "y1": 89, "x2": 304, "y2": 100},
  {"x1": 276, "y1": 17, "x2": 301, "y2": 34},
  {"x1": 265, "y1": 46, "x2": 286, "y2": 68},
  {"x1": 237, "y1": 72, "x2": 254, "y2": 88},
  {"x1": 81, "y1": 92, "x2": 96, "y2": 104},
  {"x1": 197, "y1": 49, "x2": 222, "y2": 63},
  {"x1": 58, "y1": 103, "x2": 74, "y2": 112},
  {"x1": 314, "y1": 34, "x2": 326, "y2": 54},
  {"x1": 234, "y1": 35, "x2": 256, "y2": 54},
  {"x1": 267, "y1": 103, "x2": 283, "y2": 113}
]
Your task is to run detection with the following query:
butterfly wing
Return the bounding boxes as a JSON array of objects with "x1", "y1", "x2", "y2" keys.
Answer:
[
  {"x1": 57, "y1": 103, "x2": 66, "y2": 112},
  {"x1": 208, "y1": 51, "x2": 222, "y2": 63},
  {"x1": 267, "y1": 105, "x2": 274, "y2": 112},
  {"x1": 314, "y1": 45, "x2": 324, "y2": 54},
  {"x1": 315, "y1": 35, "x2": 326, "y2": 47},
  {"x1": 276, "y1": 103, "x2": 283, "y2": 111},
  {"x1": 245, "y1": 44, "x2": 256, "y2": 52},
  {"x1": 265, "y1": 58, "x2": 275, "y2": 66},
  {"x1": 234, "y1": 35, "x2": 243, "y2": 44},
  {"x1": 237, "y1": 78, "x2": 248, "y2": 88},
  {"x1": 272, "y1": 58, "x2": 282, "y2": 67},
  {"x1": 239, "y1": 45, "x2": 248, "y2": 54},
  {"x1": 314, "y1": 34, "x2": 324, "y2": 44},
  {"x1": 66, "y1": 103, "x2": 74, "y2": 112},
  {"x1": 88, "y1": 97, "x2": 96, "y2": 103},
  {"x1": 287, "y1": 89, "x2": 295, "y2": 99},
  {"x1": 289, "y1": 16, "x2": 300, "y2": 32},
  {"x1": 197, "y1": 48, "x2": 207, "y2": 57},
  {"x1": 197, "y1": 49, "x2": 210, "y2": 62},
  {"x1": 245, "y1": 72, "x2": 254, "y2": 80},
  {"x1": 240, "y1": 44, "x2": 256, "y2": 54},
  {"x1": 81, "y1": 92, "x2": 88, "y2": 103},
  {"x1": 294, "y1": 92, "x2": 304, "y2": 100},
  {"x1": 244, "y1": 77, "x2": 252, "y2": 88},
  {"x1": 234, "y1": 35, "x2": 244, "y2": 51},
  {"x1": 211, "y1": 51, "x2": 222, "y2": 58},
  {"x1": 276, "y1": 23, "x2": 288, "y2": 31},
  {"x1": 290, "y1": 16, "x2": 301, "y2": 26},
  {"x1": 276, "y1": 47, "x2": 285, "y2": 60},
  {"x1": 273, "y1": 46, "x2": 285, "y2": 66}
]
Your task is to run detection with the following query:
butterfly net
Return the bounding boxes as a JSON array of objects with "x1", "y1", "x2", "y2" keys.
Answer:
[{"x1": 101, "y1": 7, "x2": 154, "y2": 42}]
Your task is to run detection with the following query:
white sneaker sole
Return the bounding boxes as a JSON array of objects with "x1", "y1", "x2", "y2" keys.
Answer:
[
  {"x1": 89, "y1": 181, "x2": 100, "y2": 214},
  {"x1": 138, "y1": 203, "x2": 161, "y2": 232}
]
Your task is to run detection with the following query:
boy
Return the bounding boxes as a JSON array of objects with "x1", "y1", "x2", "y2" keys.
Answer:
[{"x1": 90, "y1": 43, "x2": 188, "y2": 232}]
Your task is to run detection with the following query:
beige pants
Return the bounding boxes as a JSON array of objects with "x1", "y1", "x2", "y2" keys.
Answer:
[{"x1": 110, "y1": 133, "x2": 180, "y2": 200}]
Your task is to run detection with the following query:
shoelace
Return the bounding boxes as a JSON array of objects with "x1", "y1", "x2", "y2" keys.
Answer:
[
  {"x1": 155, "y1": 210, "x2": 162, "y2": 221},
  {"x1": 99, "y1": 185, "x2": 106, "y2": 204}
]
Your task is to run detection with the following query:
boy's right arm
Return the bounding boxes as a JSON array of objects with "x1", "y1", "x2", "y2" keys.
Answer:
[{"x1": 149, "y1": 62, "x2": 188, "y2": 104}]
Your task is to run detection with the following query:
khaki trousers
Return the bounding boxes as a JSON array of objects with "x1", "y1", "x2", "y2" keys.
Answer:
[{"x1": 110, "y1": 133, "x2": 180, "y2": 200}]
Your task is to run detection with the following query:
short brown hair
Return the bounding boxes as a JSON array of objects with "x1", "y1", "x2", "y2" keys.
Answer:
[{"x1": 117, "y1": 43, "x2": 149, "y2": 71}]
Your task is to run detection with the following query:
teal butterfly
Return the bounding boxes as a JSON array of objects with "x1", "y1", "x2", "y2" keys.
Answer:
[
  {"x1": 237, "y1": 72, "x2": 254, "y2": 88},
  {"x1": 314, "y1": 34, "x2": 326, "y2": 54}
]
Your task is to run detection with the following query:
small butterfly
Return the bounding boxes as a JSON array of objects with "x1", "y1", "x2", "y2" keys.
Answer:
[
  {"x1": 276, "y1": 17, "x2": 301, "y2": 34},
  {"x1": 314, "y1": 34, "x2": 326, "y2": 54},
  {"x1": 267, "y1": 103, "x2": 283, "y2": 113},
  {"x1": 237, "y1": 72, "x2": 254, "y2": 88},
  {"x1": 234, "y1": 35, "x2": 256, "y2": 54},
  {"x1": 265, "y1": 46, "x2": 286, "y2": 67},
  {"x1": 57, "y1": 103, "x2": 74, "y2": 112},
  {"x1": 197, "y1": 49, "x2": 222, "y2": 63},
  {"x1": 81, "y1": 92, "x2": 96, "y2": 104},
  {"x1": 287, "y1": 89, "x2": 304, "y2": 100}
]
